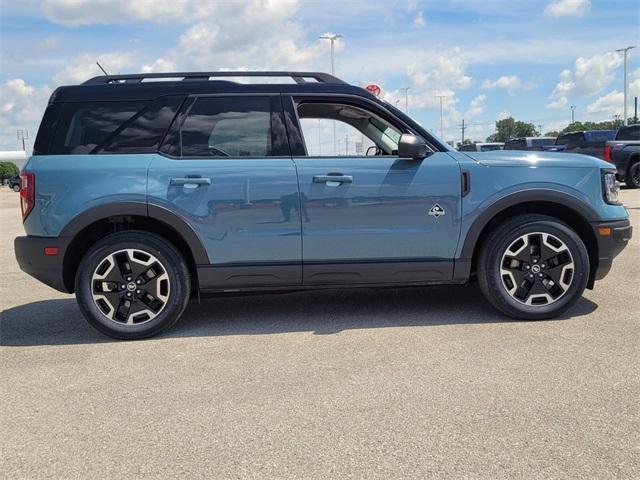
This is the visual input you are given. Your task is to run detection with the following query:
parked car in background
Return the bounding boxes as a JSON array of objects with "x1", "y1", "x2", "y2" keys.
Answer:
[
  {"x1": 504, "y1": 137, "x2": 556, "y2": 151},
  {"x1": 458, "y1": 142, "x2": 504, "y2": 152},
  {"x1": 8, "y1": 175, "x2": 20, "y2": 192},
  {"x1": 544, "y1": 130, "x2": 616, "y2": 159},
  {"x1": 605, "y1": 124, "x2": 640, "y2": 188}
]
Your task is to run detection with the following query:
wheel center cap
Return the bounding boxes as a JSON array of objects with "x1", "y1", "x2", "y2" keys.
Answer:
[
  {"x1": 127, "y1": 282, "x2": 137, "y2": 292},
  {"x1": 531, "y1": 265, "x2": 541, "y2": 274}
]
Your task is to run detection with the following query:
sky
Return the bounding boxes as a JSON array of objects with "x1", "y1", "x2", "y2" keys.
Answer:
[{"x1": 0, "y1": 0, "x2": 639, "y2": 151}]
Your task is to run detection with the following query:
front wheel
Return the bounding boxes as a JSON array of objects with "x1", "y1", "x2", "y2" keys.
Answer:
[
  {"x1": 75, "y1": 231, "x2": 191, "y2": 339},
  {"x1": 477, "y1": 215, "x2": 589, "y2": 320},
  {"x1": 12, "y1": 184, "x2": 20, "y2": 192}
]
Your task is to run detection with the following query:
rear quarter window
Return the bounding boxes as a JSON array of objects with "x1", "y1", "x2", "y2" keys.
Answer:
[{"x1": 50, "y1": 101, "x2": 147, "y2": 154}]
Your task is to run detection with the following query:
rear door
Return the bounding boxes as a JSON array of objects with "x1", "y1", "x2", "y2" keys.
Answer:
[
  {"x1": 283, "y1": 95, "x2": 461, "y2": 286},
  {"x1": 148, "y1": 94, "x2": 302, "y2": 289}
]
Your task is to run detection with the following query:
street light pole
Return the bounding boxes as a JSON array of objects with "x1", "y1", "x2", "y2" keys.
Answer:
[
  {"x1": 616, "y1": 46, "x2": 636, "y2": 125},
  {"x1": 320, "y1": 33, "x2": 343, "y2": 154},
  {"x1": 570, "y1": 105, "x2": 576, "y2": 124},
  {"x1": 435, "y1": 95, "x2": 447, "y2": 139},
  {"x1": 400, "y1": 87, "x2": 410, "y2": 113}
]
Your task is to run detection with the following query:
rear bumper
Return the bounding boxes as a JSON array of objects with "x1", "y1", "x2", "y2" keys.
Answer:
[
  {"x1": 591, "y1": 219, "x2": 632, "y2": 282},
  {"x1": 14, "y1": 236, "x2": 72, "y2": 293}
]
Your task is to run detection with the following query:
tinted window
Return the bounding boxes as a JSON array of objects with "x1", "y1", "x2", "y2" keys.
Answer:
[
  {"x1": 586, "y1": 131, "x2": 615, "y2": 142},
  {"x1": 458, "y1": 144, "x2": 475, "y2": 151},
  {"x1": 531, "y1": 138, "x2": 555, "y2": 147},
  {"x1": 616, "y1": 125, "x2": 639, "y2": 140},
  {"x1": 100, "y1": 96, "x2": 184, "y2": 153},
  {"x1": 556, "y1": 132, "x2": 584, "y2": 145},
  {"x1": 480, "y1": 144, "x2": 503, "y2": 151},
  {"x1": 504, "y1": 139, "x2": 526, "y2": 149},
  {"x1": 51, "y1": 101, "x2": 147, "y2": 154},
  {"x1": 181, "y1": 97, "x2": 272, "y2": 157}
]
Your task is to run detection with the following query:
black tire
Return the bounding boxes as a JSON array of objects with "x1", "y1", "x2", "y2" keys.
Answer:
[
  {"x1": 477, "y1": 214, "x2": 589, "y2": 320},
  {"x1": 12, "y1": 185, "x2": 20, "y2": 192},
  {"x1": 625, "y1": 160, "x2": 640, "y2": 189},
  {"x1": 75, "y1": 231, "x2": 191, "y2": 340}
]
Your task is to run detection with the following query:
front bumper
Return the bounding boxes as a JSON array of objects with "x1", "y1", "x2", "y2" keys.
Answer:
[
  {"x1": 14, "y1": 236, "x2": 72, "y2": 293},
  {"x1": 591, "y1": 219, "x2": 632, "y2": 282}
]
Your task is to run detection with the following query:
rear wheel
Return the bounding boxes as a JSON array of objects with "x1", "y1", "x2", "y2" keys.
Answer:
[
  {"x1": 477, "y1": 215, "x2": 589, "y2": 320},
  {"x1": 625, "y1": 160, "x2": 640, "y2": 189},
  {"x1": 75, "y1": 231, "x2": 190, "y2": 339}
]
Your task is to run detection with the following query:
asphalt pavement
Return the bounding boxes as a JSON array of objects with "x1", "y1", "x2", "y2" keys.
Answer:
[{"x1": 1, "y1": 187, "x2": 638, "y2": 479}]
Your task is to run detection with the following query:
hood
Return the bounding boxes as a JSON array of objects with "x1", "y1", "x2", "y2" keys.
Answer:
[{"x1": 463, "y1": 150, "x2": 611, "y2": 169}]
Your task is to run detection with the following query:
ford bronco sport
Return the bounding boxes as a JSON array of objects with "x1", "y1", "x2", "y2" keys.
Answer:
[{"x1": 15, "y1": 71, "x2": 632, "y2": 339}]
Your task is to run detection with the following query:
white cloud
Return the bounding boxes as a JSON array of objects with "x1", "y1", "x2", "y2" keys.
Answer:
[
  {"x1": 497, "y1": 110, "x2": 510, "y2": 121},
  {"x1": 141, "y1": 58, "x2": 177, "y2": 73},
  {"x1": 41, "y1": 0, "x2": 203, "y2": 26},
  {"x1": 465, "y1": 94, "x2": 486, "y2": 119},
  {"x1": 481, "y1": 75, "x2": 528, "y2": 95},
  {"x1": 547, "y1": 52, "x2": 622, "y2": 108},
  {"x1": 413, "y1": 11, "x2": 425, "y2": 28},
  {"x1": 586, "y1": 68, "x2": 640, "y2": 115},
  {"x1": 407, "y1": 48, "x2": 471, "y2": 91},
  {"x1": 544, "y1": 0, "x2": 591, "y2": 17},
  {"x1": 53, "y1": 51, "x2": 137, "y2": 85},
  {"x1": 0, "y1": 79, "x2": 52, "y2": 152}
]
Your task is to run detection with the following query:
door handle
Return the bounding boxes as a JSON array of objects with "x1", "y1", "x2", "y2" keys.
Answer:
[
  {"x1": 313, "y1": 175, "x2": 353, "y2": 184},
  {"x1": 170, "y1": 177, "x2": 212, "y2": 187}
]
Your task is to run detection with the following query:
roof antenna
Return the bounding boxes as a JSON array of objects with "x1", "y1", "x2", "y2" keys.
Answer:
[{"x1": 96, "y1": 62, "x2": 109, "y2": 76}]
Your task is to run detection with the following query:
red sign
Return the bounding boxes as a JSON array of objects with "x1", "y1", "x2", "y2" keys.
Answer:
[{"x1": 365, "y1": 84, "x2": 381, "y2": 96}]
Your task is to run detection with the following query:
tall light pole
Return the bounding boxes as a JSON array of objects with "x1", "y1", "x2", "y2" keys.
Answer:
[
  {"x1": 320, "y1": 33, "x2": 342, "y2": 154},
  {"x1": 616, "y1": 46, "x2": 635, "y2": 125},
  {"x1": 570, "y1": 105, "x2": 576, "y2": 124},
  {"x1": 435, "y1": 95, "x2": 448, "y2": 139},
  {"x1": 400, "y1": 87, "x2": 410, "y2": 113}
]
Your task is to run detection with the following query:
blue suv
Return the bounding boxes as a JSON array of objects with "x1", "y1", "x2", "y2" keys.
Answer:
[{"x1": 15, "y1": 71, "x2": 632, "y2": 339}]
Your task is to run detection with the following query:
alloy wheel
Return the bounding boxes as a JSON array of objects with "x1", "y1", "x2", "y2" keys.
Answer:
[
  {"x1": 499, "y1": 232, "x2": 574, "y2": 306},
  {"x1": 91, "y1": 248, "x2": 170, "y2": 325}
]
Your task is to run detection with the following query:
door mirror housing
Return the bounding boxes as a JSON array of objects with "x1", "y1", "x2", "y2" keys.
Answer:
[{"x1": 398, "y1": 134, "x2": 428, "y2": 159}]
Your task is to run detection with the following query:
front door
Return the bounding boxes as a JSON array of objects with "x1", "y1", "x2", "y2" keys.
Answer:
[
  {"x1": 284, "y1": 96, "x2": 461, "y2": 286},
  {"x1": 148, "y1": 94, "x2": 301, "y2": 288}
]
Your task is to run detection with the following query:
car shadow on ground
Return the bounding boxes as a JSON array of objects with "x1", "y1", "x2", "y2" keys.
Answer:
[{"x1": 0, "y1": 285, "x2": 598, "y2": 347}]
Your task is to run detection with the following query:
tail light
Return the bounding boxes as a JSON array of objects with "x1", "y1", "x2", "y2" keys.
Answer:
[
  {"x1": 603, "y1": 145, "x2": 613, "y2": 162},
  {"x1": 19, "y1": 173, "x2": 35, "y2": 221}
]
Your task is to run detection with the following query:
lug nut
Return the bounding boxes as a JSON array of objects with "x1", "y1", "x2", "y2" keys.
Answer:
[
  {"x1": 136, "y1": 290, "x2": 141, "y2": 294},
  {"x1": 136, "y1": 279, "x2": 141, "y2": 284},
  {"x1": 529, "y1": 274, "x2": 534, "y2": 279},
  {"x1": 126, "y1": 292, "x2": 132, "y2": 297},
  {"x1": 533, "y1": 259, "x2": 538, "y2": 264},
  {"x1": 541, "y1": 264, "x2": 546, "y2": 268},
  {"x1": 525, "y1": 265, "x2": 530, "y2": 270},
  {"x1": 121, "y1": 284, "x2": 126, "y2": 290},
  {"x1": 538, "y1": 273, "x2": 544, "y2": 278},
  {"x1": 127, "y1": 276, "x2": 132, "y2": 281}
]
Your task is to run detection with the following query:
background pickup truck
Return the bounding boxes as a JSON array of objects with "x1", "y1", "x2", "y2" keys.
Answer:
[
  {"x1": 605, "y1": 124, "x2": 640, "y2": 188},
  {"x1": 543, "y1": 130, "x2": 616, "y2": 159}
]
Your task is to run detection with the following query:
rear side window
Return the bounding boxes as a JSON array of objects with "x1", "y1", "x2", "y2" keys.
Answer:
[
  {"x1": 504, "y1": 139, "x2": 526, "y2": 149},
  {"x1": 531, "y1": 138, "x2": 555, "y2": 147},
  {"x1": 586, "y1": 131, "x2": 615, "y2": 142},
  {"x1": 51, "y1": 101, "x2": 147, "y2": 154},
  {"x1": 180, "y1": 96, "x2": 273, "y2": 157},
  {"x1": 616, "y1": 125, "x2": 639, "y2": 140},
  {"x1": 99, "y1": 96, "x2": 184, "y2": 153}
]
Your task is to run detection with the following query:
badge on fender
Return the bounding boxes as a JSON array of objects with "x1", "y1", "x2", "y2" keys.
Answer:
[{"x1": 428, "y1": 204, "x2": 445, "y2": 218}]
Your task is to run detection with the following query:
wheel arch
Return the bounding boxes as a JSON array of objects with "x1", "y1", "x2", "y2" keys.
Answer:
[
  {"x1": 457, "y1": 191, "x2": 600, "y2": 289},
  {"x1": 60, "y1": 203, "x2": 208, "y2": 293}
]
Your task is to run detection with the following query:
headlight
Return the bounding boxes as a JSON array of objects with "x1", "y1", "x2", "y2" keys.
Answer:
[{"x1": 602, "y1": 171, "x2": 620, "y2": 204}]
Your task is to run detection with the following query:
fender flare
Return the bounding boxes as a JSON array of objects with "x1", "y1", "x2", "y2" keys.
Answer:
[
  {"x1": 455, "y1": 189, "x2": 600, "y2": 278},
  {"x1": 60, "y1": 201, "x2": 209, "y2": 264}
]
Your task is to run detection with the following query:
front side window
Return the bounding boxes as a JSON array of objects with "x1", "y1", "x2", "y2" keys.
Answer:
[
  {"x1": 180, "y1": 96, "x2": 272, "y2": 157},
  {"x1": 296, "y1": 102, "x2": 402, "y2": 157}
]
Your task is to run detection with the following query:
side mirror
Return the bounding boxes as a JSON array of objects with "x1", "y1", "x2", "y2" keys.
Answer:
[{"x1": 398, "y1": 134, "x2": 428, "y2": 159}]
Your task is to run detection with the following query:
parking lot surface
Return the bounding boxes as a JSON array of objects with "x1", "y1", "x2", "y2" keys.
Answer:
[{"x1": 1, "y1": 187, "x2": 639, "y2": 479}]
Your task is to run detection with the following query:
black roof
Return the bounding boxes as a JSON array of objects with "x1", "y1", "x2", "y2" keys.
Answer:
[{"x1": 51, "y1": 71, "x2": 376, "y2": 103}]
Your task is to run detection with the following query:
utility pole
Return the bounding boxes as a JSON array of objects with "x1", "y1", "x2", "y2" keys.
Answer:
[
  {"x1": 538, "y1": 124, "x2": 543, "y2": 136},
  {"x1": 634, "y1": 96, "x2": 638, "y2": 123},
  {"x1": 460, "y1": 119, "x2": 466, "y2": 143},
  {"x1": 400, "y1": 87, "x2": 410, "y2": 113},
  {"x1": 615, "y1": 46, "x2": 635, "y2": 125},
  {"x1": 570, "y1": 105, "x2": 576, "y2": 124},
  {"x1": 435, "y1": 95, "x2": 448, "y2": 139},
  {"x1": 320, "y1": 33, "x2": 342, "y2": 154},
  {"x1": 16, "y1": 129, "x2": 28, "y2": 151}
]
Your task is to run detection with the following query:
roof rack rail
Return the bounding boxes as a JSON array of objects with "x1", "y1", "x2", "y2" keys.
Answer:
[{"x1": 83, "y1": 71, "x2": 348, "y2": 85}]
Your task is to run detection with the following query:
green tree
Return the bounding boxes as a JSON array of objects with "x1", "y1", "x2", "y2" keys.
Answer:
[
  {"x1": 0, "y1": 162, "x2": 19, "y2": 182},
  {"x1": 486, "y1": 117, "x2": 538, "y2": 142}
]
